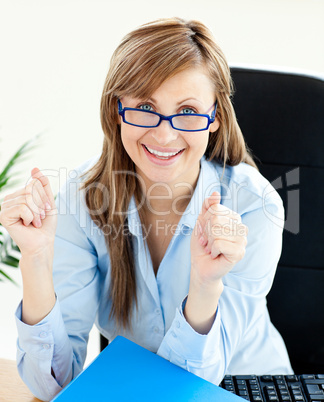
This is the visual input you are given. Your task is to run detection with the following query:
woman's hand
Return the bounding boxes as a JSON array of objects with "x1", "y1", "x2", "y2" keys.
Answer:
[
  {"x1": 184, "y1": 192, "x2": 248, "y2": 334},
  {"x1": 190, "y1": 191, "x2": 248, "y2": 285},
  {"x1": 0, "y1": 167, "x2": 57, "y2": 257}
]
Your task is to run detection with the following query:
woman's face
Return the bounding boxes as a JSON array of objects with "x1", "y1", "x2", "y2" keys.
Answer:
[{"x1": 119, "y1": 67, "x2": 220, "y2": 189}]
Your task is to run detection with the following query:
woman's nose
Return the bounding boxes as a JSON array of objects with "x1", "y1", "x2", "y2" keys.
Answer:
[{"x1": 151, "y1": 120, "x2": 179, "y2": 145}]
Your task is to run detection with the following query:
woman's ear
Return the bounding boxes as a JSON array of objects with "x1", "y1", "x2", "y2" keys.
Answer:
[{"x1": 209, "y1": 116, "x2": 220, "y2": 133}]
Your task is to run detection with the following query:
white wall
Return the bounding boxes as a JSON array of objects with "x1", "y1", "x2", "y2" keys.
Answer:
[{"x1": 0, "y1": 0, "x2": 323, "y2": 363}]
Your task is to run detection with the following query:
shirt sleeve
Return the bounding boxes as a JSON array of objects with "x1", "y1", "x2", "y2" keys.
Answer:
[
  {"x1": 15, "y1": 180, "x2": 100, "y2": 402},
  {"x1": 15, "y1": 298, "x2": 72, "y2": 400},
  {"x1": 157, "y1": 198, "x2": 285, "y2": 385}
]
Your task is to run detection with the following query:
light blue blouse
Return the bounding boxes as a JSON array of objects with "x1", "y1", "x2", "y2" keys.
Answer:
[{"x1": 15, "y1": 155, "x2": 293, "y2": 401}]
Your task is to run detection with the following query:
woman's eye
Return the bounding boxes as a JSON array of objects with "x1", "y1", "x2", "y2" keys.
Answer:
[
  {"x1": 139, "y1": 104, "x2": 153, "y2": 111},
  {"x1": 180, "y1": 107, "x2": 196, "y2": 115}
]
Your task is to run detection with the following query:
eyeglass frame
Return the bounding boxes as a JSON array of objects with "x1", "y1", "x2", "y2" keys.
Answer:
[{"x1": 117, "y1": 100, "x2": 218, "y2": 132}]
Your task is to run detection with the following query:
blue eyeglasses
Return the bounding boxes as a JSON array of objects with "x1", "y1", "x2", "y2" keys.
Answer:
[{"x1": 118, "y1": 100, "x2": 217, "y2": 132}]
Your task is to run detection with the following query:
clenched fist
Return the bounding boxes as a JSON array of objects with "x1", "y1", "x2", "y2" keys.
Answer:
[
  {"x1": 0, "y1": 167, "x2": 57, "y2": 257},
  {"x1": 190, "y1": 191, "x2": 248, "y2": 284}
]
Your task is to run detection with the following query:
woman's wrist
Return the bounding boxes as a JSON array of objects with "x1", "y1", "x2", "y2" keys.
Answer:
[
  {"x1": 189, "y1": 259, "x2": 225, "y2": 288},
  {"x1": 20, "y1": 251, "x2": 56, "y2": 325},
  {"x1": 184, "y1": 269, "x2": 224, "y2": 335}
]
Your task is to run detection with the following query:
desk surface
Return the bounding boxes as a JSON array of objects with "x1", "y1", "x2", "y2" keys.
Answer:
[{"x1": 0, "y1": 358, "x2": 41, "y2": 402}]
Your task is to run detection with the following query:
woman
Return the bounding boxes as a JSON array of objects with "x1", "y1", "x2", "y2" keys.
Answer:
[{"x1": 0, "y1": 17, "x2": 293, "y2": 401}]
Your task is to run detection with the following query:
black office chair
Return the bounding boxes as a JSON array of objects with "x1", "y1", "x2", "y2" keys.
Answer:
[
  {"x1": 100, "y1": 66, "x2": 324, "y2": 374},
  {"x1": 230, "y1": 65, "x2": 324, "y2": 374}
]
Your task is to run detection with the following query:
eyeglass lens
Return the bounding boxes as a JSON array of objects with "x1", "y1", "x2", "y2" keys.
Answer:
[{"x1": 124, "y1": 110, "x2": 209, "y2": 130}]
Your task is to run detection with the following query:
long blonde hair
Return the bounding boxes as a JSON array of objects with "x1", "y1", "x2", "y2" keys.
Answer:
[{"x1": 80, "y1": 17, "x2": 256, "y2": 329}]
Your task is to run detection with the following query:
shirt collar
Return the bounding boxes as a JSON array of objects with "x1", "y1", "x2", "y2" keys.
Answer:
[{"x1": 127, "y1": 155, "x2": 222, "y2": 236}]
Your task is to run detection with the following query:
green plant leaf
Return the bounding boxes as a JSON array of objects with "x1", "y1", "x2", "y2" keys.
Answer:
[
  {"x1": 1, "y1": 255, "x2": 20, "y2": 267},
  {"x1": 0, "y1": 269, "x2": 18, "y2": 285},
  {"x1": 0, "y1": 132, "x2": 44, "y2": 185}
]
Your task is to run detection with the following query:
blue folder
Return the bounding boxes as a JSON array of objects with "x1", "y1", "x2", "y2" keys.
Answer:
[{"x1": 52, "y1": 336, "x2": 243, "y2": 401}]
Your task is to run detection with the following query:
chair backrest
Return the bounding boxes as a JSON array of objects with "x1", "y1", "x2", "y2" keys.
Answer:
[{"x1": 230, "y1": 65, "x2": 324, "y2": 374}]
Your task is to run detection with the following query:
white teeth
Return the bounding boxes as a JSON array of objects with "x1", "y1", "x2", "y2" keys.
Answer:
[{"x1": 145, "y1": 145, "x2": 182, "y2": 158}]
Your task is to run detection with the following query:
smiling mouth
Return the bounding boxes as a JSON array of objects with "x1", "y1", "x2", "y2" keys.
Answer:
[{"x1": 143, "y1": 145, "x2": 185, "y2": 159}]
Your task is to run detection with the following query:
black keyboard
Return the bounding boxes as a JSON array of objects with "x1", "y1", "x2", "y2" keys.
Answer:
[{"x1": 220, "y1": 374, "x2": 324, "y2": 401}]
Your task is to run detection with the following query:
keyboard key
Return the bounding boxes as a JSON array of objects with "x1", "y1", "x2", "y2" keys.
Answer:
[
  {"x1": 236, "y1": 375, "x2": 257, "y2": 380},
  {"x1": 261, "y1": 375, "x2": 273, "y2": 382},
  {"x1": 266, "y1": 386, "x2": 276, "y2": 391},
  {"x1": 225, "y1": 386, "x2": 235, "y2": 392},
  {"x1": 307, "y1": 384, "x2": 324, "y2": 395},
  {"x1": 286, "y1": 375, "x2": 299, "y2": 382},
  {"x1": 301, "y1": 375, "x2": 315, "y2": 380},
  {"x1": 292, "y1": 396, "x2": 305, "y2": 401},
  {"x1": 304, "y1": 380, "x2": 324, "y2": 385},
  {"x1": 250, "y1": 381, "x2": 258, "y2": 387},
  {"x1": 278, "y1": 384, "x2": 288, "y2": 390},
  {"x1": 291, "y1": 385, "x2": 302, "y2": 391}
]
